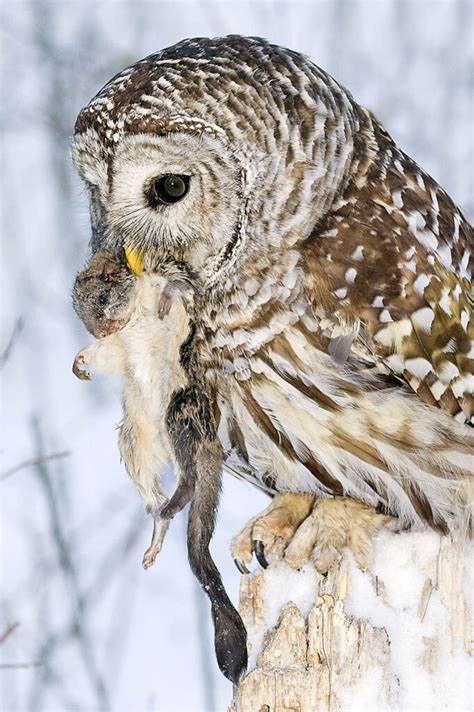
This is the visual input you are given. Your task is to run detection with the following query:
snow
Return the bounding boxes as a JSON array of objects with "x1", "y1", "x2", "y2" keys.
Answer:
[
  {"x1": 343, "y1": 531, "x2": 473, "y2": 712},
  {"x1": 247, "y1": 561, "x2": 319, "y2": 669},
  {"x1": 242, "y1": 531, "x2": 473, "y2": 711}
]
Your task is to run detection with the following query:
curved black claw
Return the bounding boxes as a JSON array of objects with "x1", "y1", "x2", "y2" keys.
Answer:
[
  {"x1": 253, "y1": 540, "x2": 268, "y2": 569},
  {"x1": 234, "y1": 558, "x2": 250, "y2": 575}
]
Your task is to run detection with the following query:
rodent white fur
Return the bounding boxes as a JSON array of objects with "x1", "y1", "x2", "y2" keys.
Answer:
[{"x1": 75, "y1": 274, "x2": 190, "y2": 514}]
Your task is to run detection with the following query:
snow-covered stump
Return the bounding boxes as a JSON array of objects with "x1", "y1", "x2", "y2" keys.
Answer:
[{"x1": 228, "y1": 530, "x2": 473, "y2": 712}]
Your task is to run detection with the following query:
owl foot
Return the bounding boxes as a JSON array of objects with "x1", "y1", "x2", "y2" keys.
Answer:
[
  {"x1": 285, "y1": 497, "x2": 393, "y2": 573},
  {"x1": 231, "y1": 493, "x2": 315, "y2": 573},
  {"x1": 72, "y1": 349, "x2": 92, "y2": 380},
  {"x1": 231, "y1": 494, "x2": 395, "y2": 574}
]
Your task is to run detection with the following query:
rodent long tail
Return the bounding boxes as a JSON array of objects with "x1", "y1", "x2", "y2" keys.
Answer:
[{"x1": 186, "y1": 442, "x2": 248, "y2": 685}]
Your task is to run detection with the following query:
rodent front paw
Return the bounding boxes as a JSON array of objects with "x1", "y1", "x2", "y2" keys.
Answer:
[{"x1": 72, "y1": 350, "x2": 92, "y2": 380}]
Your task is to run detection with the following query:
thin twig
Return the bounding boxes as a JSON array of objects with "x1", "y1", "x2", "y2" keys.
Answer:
[
  {"x1": 30, "y1": 416, "x2": 109, "y2": 710},
  {"x1": 0, "y1": 622, "x2": 19, "y2": 644},
  {"x1": 0, "y1": 662, "x2": 41, "y2": 669},
  {"x1": 0, "y1": 318, "x2": 24, "y2": 370},
  {"x1": 1, "y1": 452, "x2": 70, "y2": 481}
]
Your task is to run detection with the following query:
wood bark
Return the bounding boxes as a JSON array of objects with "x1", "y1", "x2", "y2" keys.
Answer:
[{"x1": 228, "y1": 530, "x2": 473, "y2": 712}]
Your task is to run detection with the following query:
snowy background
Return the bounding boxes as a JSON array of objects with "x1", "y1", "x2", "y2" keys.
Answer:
[{"x1": 0, "y1": 1, "x2": 472, "y2": 711}]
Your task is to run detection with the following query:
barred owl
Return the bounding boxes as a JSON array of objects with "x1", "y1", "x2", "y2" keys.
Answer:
[{"x1": 73, "y1": 36, "x2": 473, "y2": 574}]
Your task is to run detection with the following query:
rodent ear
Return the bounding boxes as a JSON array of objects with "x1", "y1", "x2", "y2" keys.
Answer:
[{"x1": 102, "y1": 260, "x2": 120, "y2": 282}]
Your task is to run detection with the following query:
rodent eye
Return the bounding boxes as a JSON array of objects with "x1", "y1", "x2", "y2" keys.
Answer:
[
  {"x1": 98, "y1": 292, "x2": 109, "y2": 306},
  {"x1": 149, "y1": 174, "x2": 190, "y2": 206}
]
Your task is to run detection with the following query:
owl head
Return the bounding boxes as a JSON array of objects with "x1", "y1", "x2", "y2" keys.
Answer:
[{"x1": 72, "y1": 36, "x2": 361, "y2": 288}]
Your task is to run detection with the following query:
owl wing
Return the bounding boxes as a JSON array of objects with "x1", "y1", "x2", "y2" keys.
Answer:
[
  {"x1": 302, "y1": 151, "x2": 473, "y2": 423},
  {"x1": 218, "y1": 150, "x2": 474, "y2": 535}
]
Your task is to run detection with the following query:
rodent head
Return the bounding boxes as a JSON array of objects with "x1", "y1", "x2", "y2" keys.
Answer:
[{"x1": 73, "y1": 250, "x2": 136, "y2": 338}]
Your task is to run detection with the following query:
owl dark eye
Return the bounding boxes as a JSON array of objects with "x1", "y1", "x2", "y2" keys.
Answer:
[
  {"x1": 98, "y1": 292, "x2": 109, "y2": 306},
  {"x1": 150, "y1": 174, "x2": 190, "y2": 206}
]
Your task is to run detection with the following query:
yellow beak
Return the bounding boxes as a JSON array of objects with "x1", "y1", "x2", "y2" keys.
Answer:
[{"x1": 125, "y1": 246, "x2": 144, "y2": 276}]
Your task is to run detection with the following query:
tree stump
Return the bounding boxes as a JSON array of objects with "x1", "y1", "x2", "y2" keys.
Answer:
[{"x1": 228, "y1": 529, "x2": 473, "y2": 712}]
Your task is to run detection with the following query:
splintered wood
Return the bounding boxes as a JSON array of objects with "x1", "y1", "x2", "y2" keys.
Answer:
[{"x1": 228, "y1": 531, "x2": 473, "y2": 712}]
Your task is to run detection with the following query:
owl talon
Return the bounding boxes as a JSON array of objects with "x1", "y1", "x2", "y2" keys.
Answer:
[
  {"x1": 232, "y1": 495, "x2": 396, "y2": 573},
  {"x1": 253, "y1": 540, "x2": 269, "y2": 569},
  {"x1": 234, "y1": 558, "x2": 250, "y2": 575}
]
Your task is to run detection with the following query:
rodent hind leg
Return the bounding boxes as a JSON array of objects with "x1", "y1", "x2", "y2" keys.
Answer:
[
  {"x1": 159, "y1": 385, "x2": 203, "y2": 521},
  {"x1": 142, "y1": 513, "x2": 170, "y2": 570},
  {"x1": 158, "y1": 475, "x2": 195, "y2": 520},
  {"x1": 119, "y1": 412, "x2": 171, "y2": 566}
]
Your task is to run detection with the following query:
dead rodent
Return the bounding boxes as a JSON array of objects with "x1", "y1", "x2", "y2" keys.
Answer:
[
  {"x1": 72, "y1": 248, "x2": 193, "y2": 563},
  {"x1": 72, "y1": 249, "x2": 248, "y2": 683}
]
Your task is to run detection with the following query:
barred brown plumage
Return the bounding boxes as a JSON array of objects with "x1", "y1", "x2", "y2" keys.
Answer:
[{"x1": 72, "y1": 35, "x2": 472, "y2": 604}]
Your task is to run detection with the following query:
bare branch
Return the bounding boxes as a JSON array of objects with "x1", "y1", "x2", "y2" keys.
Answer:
[
  {"x1": 0, "y1": 452, "x2": 70, "y2": 481},
  {"x1": 29, "y1": 416, "x2": 110, "y2": 710},
  {"x1": 0, "y1": 622, "x2": 20, "y2": 644},
  {"x1": 0, "y1": 318, "x2": 24, "y2": 370},
  {"x1": 0, "y1": 662, "x2": 41, "y2": 669}
]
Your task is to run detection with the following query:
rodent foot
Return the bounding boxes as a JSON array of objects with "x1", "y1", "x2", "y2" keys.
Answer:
[{"x1": 72, "y1": 351, "x2": 92, "y2": 380}]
